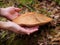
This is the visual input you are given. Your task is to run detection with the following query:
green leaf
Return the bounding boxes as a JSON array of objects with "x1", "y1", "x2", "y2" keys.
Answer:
[
  {"x1": 1, "y1": 31, "x2": 8, "y2": 39},
  {"x1": 19, "y1": 0, "x2": 34, "y2": 5},
  {"x1": 6, "y1": 33, "x2": 16, "y2": 45}
]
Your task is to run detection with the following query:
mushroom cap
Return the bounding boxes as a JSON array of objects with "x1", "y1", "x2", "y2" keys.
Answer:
[{"x1": 12, "y1": 12, "x2": 52, "y2": 26}]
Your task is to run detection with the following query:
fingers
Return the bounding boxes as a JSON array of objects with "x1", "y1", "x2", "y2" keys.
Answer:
[
  {"x1": 26, "y1": 28, "x2": 38, "y2": 35},
  {"x1": 14, "y1": 8, "x2": 21, "y2": 12},
  {"x1": 27, "y1": 26, "x2": 39, "y2": 35},
  {"x1": 5, "y1": 12, "x2": 19, "y2": 20},
  {"x1": 19, "y1": 26, "x2": 39, "y2": 35},
  {"x1": 1, "y1": 6, "x2": 21, "y2": 20},
  {"x1": 7, "y1": 6, "x2": 21, "y2": 12},
  {"x1": 11, "y1": 6, "x2": 21, "y2": 12},
  {"x1": 10, "y1": 12, "x2": 19, "y2": 19},
  {"x1": 6, "y1": 7, "x2": 20, "y2": 20}
]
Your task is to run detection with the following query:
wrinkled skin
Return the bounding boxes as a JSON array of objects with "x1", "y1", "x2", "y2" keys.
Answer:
[{"x1": 0, "y1": 7, "x2": 39, "y2": 35}]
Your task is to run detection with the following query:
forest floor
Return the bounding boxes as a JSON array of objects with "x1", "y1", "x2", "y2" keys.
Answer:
[{"x1": 0, "y1": 0, "x2": 60, "y2": 45}]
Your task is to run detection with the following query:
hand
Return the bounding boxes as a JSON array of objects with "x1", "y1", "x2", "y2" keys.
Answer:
[
  {"x1": 1, "y1": 7, "x2": 21, "y2": 20},
  {"x1": 0, "y1": 21, "x2": 39, "y2": 35},
  {"x1": 0, "y1": 7, "x2": 39, "y2": 35}
]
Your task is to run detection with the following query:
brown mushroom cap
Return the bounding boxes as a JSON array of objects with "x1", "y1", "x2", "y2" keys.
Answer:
[{"x1": 12, "y1": 12, "x2": 53, "y2": 26}]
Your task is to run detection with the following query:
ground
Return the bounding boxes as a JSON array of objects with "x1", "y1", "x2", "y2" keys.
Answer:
[{"x1": 0, "y1": 0, "x2": 60, "y2": 45}]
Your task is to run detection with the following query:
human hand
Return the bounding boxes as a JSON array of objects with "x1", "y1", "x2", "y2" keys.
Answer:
[
  {"x1": 0, "y1": 21, "x2": 39, "y2": 35},
  {"x1": 0, "y1": 7, "x2": 39, "y2": 35},
  {"x1": 1, "y1": 7, "x2": 21, "y2": 20}
]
